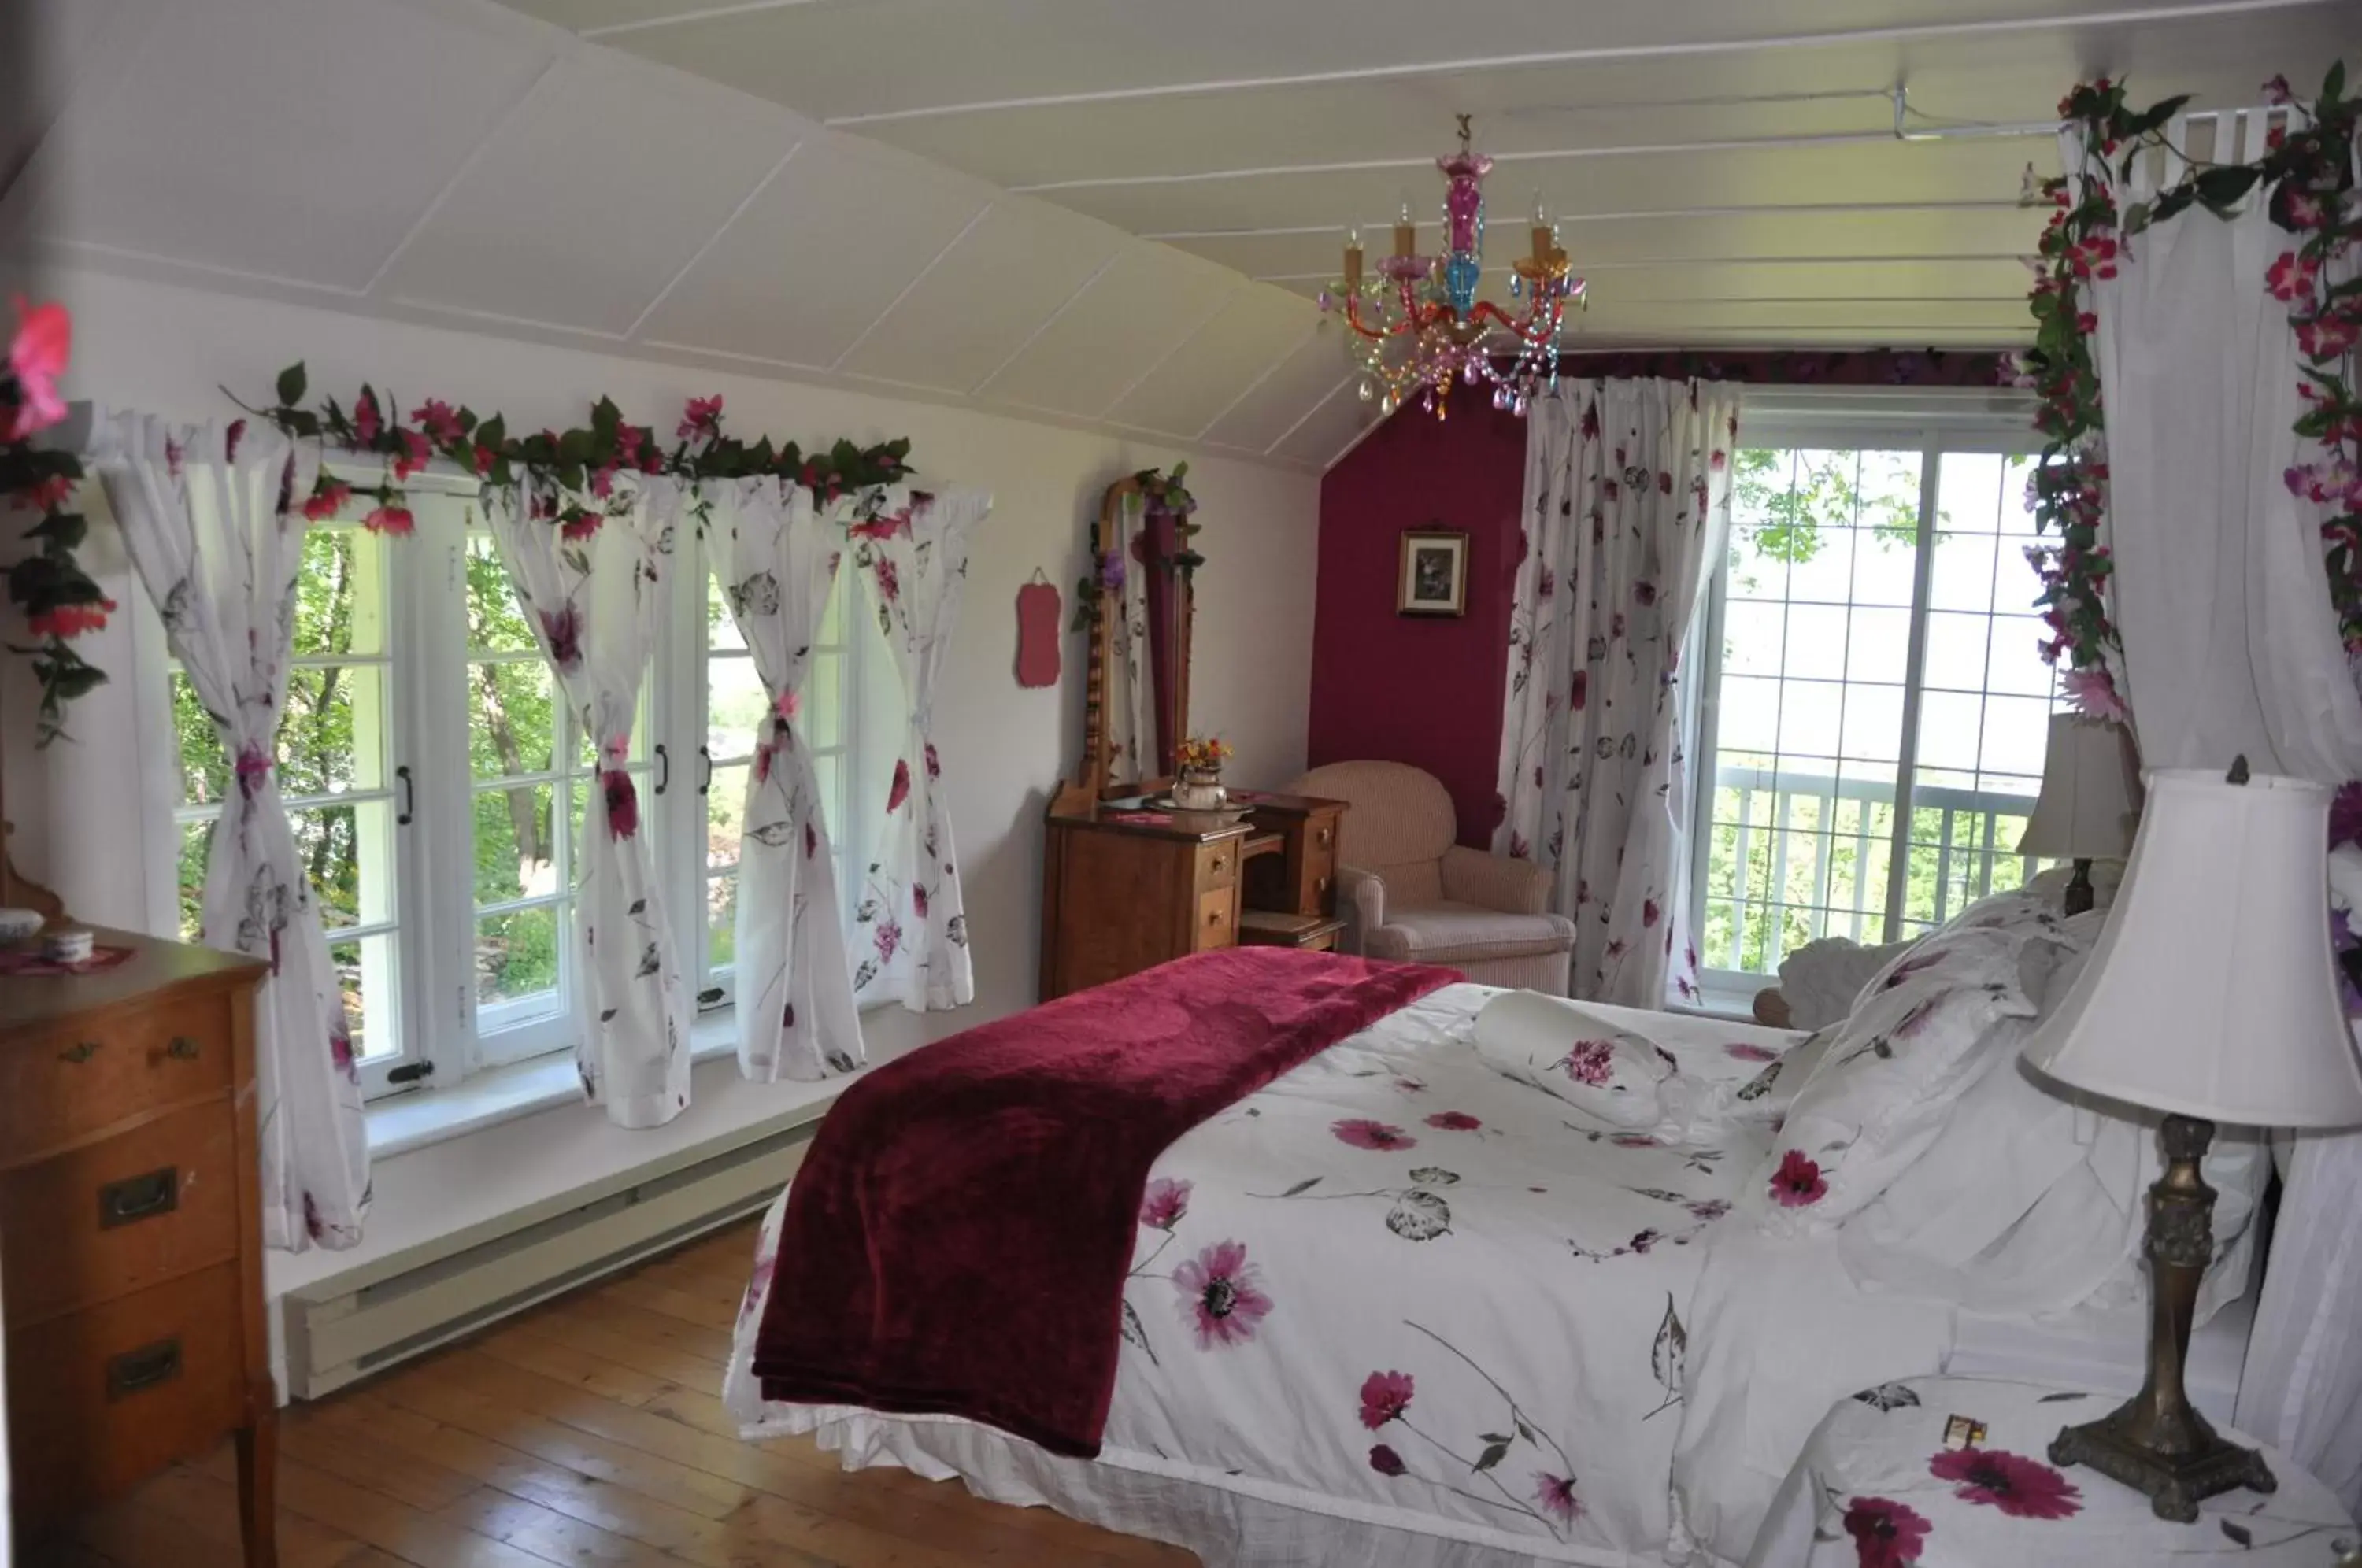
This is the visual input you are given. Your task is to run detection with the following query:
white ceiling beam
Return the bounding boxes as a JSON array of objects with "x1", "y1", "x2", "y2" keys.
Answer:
[
  {"x1": 363, "y1": 49, "x2": 568, "y2": 298},
  {"x1": 827, "y1": 196, "x2": 995, "y2": 370},
  {"x1": 1253, "y1": 256, "x2": 2031, "y2": 281},
  {"x1": 966, "y1": 247, "x2": 1126, "y2": 398},
  {"x1": 1142, "y1": 201, "x2": 2023, "y2": 241},
  {"x1": 1100, "y1": 291, "x2": 1239, "y2": 413},
  {"x1": 1008, "y1": 127, "x2": 2027, "y2": 195},
  {"x1": 824, "y1": 0, "x2": 2331, "y2": 127},
  {"x1": 1191, "y1": 321, "x2": 1324, "y2": 443},
  {"x1": 580, "y1": 1, "x2": 836, "y2": 40},
  {"x1": 624, "y1": 138, "x2": 805, "y2": 340},
  {"x1": 1261, "y1": 373, "x2": 1357, "y2": 458}
]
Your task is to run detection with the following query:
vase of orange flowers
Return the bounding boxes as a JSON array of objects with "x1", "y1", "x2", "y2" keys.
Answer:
[{"x1": 1172, "y1": 736, "x2": 1234, "y2": 810}]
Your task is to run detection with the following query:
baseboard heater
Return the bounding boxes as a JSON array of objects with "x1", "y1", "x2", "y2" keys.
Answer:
[{"x1": 281, "y1": 1115, "x2": 816, "y2": 1398}]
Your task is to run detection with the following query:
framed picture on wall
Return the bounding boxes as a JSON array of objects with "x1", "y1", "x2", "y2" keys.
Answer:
[{"x1": 1397, "y1": 529, "x2": 1468, "y2": 617}]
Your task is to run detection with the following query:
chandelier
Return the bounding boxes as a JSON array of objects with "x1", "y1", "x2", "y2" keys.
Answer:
[{"x1": 1318, "y1": 115, "x2": 1584, "y2": 420}]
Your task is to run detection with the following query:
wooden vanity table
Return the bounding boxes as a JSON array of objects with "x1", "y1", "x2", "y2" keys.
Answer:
[{"x1": 1038, "y1": 475, "x2": 1346, "y2": 1000}]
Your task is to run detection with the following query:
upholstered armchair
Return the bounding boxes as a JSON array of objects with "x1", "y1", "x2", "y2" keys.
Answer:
[{"x1": 1286, "y1": 760, "x2": 1576, "y2": 993}]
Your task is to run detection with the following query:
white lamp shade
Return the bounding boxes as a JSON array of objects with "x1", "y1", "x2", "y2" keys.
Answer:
[
  {"x1": 2016, "y1": 713, "x2": 2142, "y2": 860},
  {"x1": 2022, "y1": 768, "x2": 2362, "y2": 1130}
]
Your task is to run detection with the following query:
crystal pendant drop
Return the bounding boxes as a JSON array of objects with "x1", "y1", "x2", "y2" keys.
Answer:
[{"x1": 1358, "y1": 379, "x2": 1375, "y2": 403}]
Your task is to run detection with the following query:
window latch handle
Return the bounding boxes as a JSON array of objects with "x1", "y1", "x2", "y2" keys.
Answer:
[
  {"x1": 395, "y1": 764, "x2": 415, "y2": 826},
  {"x1": 654, "y1": 744, "x2": 670, "y2": 796},
  {"x1": 698, "y1": 745, "x2": 712, "y2": 797}
]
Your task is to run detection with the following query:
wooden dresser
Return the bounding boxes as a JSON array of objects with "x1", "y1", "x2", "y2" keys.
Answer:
[
  {"x1": 1038, "y1": 793, "x2": 1349, "y2": 1000},
  {"x1": 1, "y1": 928, "x2": 275, "y2": 1562}
]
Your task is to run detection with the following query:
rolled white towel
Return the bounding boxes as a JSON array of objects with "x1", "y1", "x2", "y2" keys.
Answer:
[{"x1": 1472, "y1": 989, "x2": 1668, "y2": 1128}]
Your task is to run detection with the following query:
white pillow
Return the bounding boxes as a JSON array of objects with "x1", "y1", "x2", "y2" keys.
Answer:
[
  {"x1": 1472, "y1": 990, "x2": 1673, "y2": 1128},
  {"x1": 1742, "y1": 924, "x2": 2044, "y2": 1231}
]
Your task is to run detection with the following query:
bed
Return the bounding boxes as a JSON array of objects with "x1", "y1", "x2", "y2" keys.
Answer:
[{"x1": 720, "y1": 897, "x2": 2273, "y2": 1567}]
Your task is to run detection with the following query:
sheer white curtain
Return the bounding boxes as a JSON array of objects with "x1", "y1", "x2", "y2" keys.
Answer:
[
  {"x1": 1493, "y1": 379, "x2": 1739, "y2": 1007},
  {"x1": 2072, "y1": 116, "x2": 2362, "y2": 1507},
  {"x1": 848, "y1": 486, "x2": 988, "y2": 1011},
  {"x1": 488, "y1": 476, "x2": 690, "y2": 1128},
  {"x1": 705, "y1": 476, "x2": 863, "y2": 1081},
  {"x1": 92, "y1": 410, "x2": 369, "y2": 1251}
]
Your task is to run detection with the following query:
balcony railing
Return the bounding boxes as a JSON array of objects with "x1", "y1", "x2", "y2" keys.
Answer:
[{"x1": 1702, "y1": 762, "x2": 2045, "y2": 976}]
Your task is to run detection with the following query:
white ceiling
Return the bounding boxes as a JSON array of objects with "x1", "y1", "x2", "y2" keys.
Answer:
[{"x1": 5, "y1": 0, "x2": 2353, "y2": 471}]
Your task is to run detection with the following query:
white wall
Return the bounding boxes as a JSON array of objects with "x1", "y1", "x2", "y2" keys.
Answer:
[{"x1": 2, "y1": 268, "x2": 1321, "y2": 1300}]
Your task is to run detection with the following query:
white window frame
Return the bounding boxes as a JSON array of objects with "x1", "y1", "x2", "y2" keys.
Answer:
[{"x1": 1686, "y1": 393, "x2": 2053, "y2": 1002}]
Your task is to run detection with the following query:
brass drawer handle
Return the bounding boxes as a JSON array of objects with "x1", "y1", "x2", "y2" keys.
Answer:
[
  {"x1": 1209, "y1": 856, "x2": 1227, "y2": 875},
  {"x1": 106, "y1": 1337, "x2": 183, "y2": 1400},
  {"x1": 59, "y1": 1041, "x2": 101, "y2": 1064},
  {"x1": 165, "y1": 1035, "x2": 201, "y2": 1061},
  {"x1": 100, "y1": 1166, "x2": 180, "y2": 1229},
  {"x1": 1316, "y1": 828, "x2": 1332, "y2": 848}
]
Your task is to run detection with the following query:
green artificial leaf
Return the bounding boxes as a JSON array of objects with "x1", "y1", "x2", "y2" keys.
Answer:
[
  {"x1": 476, "y1": 414, "x2": 506, "y2": 453},
  {"x1": 275, "y1": 361, "x2": 308, "y2": 408},
  {"x1": 49, "y1": 664, "x2": 108, "y2": 700},
  {"x1": 2324, "y1": 58, "x2": 2346, "y2": 109},
  {"x1": 2194, "y1": 164, "x2": 2263, "y2": 211}
]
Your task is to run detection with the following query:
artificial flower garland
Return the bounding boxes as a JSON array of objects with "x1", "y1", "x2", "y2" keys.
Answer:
[
  {"x1": 2017, "y1": 66, "x2": 2360, "y2": 721},
  {"x1": 0, "y1": 298, "x2": 105, "y2": 746},
  {"x1": 1, "y1": 341, "x2": 917, "y2": 743}
]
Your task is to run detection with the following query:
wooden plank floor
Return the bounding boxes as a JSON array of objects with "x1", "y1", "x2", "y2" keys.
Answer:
[{"x1": 28, "y1": 1219, "x2": 1198, "y2": 1568}]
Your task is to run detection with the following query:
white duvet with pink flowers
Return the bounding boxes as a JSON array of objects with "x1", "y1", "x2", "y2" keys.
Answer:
[{"x1": 727, "y1": 983, "x2": 1797, "y2": 1565}]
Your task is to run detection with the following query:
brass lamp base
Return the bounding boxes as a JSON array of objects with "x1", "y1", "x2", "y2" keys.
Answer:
[
  {"x1": 2049, "y1": 1114, "x2": 2279, "y2": 1522},
  {"x1": 2050, "y1": 1396, "x2": 2275, "y2": 1523}
]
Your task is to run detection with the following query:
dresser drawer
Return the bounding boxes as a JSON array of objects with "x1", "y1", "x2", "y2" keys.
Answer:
[
  {"x1": 1194, "y1": 886, "x2": 1238, "y2": 952},
  {"x1": 1, "y1": 1101, "x2": 241, "y2": 1327},
  {"x1": 7, "y1": 1260, "x2": 247, "y2": 1524},
  {"x1": 1194, "y1": 839, "x2": 1240, "y2": 894},
  {"x1": 0, "y1": 997, "x2": 233, "y2": 1165}
]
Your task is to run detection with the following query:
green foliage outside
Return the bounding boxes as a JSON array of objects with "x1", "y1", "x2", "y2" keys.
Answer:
[{"x1": 466, "y1": 536, "x2": 562, "y2": 1009}]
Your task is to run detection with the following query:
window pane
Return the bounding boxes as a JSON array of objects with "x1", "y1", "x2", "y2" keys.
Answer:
[
  {"x1": 708, "y1": 654, "x2": 766, "y2": 762},
  {"x1": 176, "y1": 818, "x2": 214, "y2": 943},
  {"x1": 477, "y1": 907, "x2": 563, "y2": 1018},
  {"x1": 470, "y1": 659, "x2": 558, "y2": 778},
  {"x1": 330, "y1": 932, "x2": 398, "y2": 1062},
  {"x1": 291, "y1": 529, "x2": 385, "y2": 658},
  {"x1": 708, "y1": 572, "x2": 746, "y2": 653},
  {"x1": 475, "y1": 782, "x2": 558, "y2": 904},
  {"x1": 466, "y1": 535, "x2": 538, "y2": 654},
  {"x1": 1922, "y1": 611, "x2": 1992, "y2": 693},
  {"x1": 804, "y1": 651, "x2": 846, "y2": 751},
  {"x1": 287, "y1": 801, "x2": 395, "y2": 929},
  {"x1": 1936, "y1": 452, "x2": 2007, "y2": 534},
  {"x1": 170, "y1": 673, "x2": 231, "y2": 808},
  {"x1": 819, "y1": 568, "x2": 845, "y2": 645},
  {"x1": 709, "y1": 764, "x2": 748, "y2": 871},
  {"x1": 281, "y1": 664, "x2": 388, "y2": 796},
  {"x1": 706, "y1": 871, "x2": 738, "y2": 974},
  {"x1": 1928, "y1": 532, "x2": 2000, "y2": 614}
]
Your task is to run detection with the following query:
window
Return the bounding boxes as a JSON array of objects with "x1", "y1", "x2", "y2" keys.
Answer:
[
  {"x1": 161, "y1": 479, "x2": 894, "y2": 1101},
  {"x1": 1691, "y1": 422, "x2": 2062, "y2": 994},
  {"x1": 694, "y1": 558, "x2": 860, "y2": 1008},
  {"x1": 170, "y1": 525, "x2": 420, "y2": 1098}
]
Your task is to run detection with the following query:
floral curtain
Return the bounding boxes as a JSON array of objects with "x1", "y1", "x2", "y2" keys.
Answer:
[
  {"x1": 846, "y1": 486, "x2": 989, "y2": 1011},
  {"x1": 92, "y1": 411, "x2": 369, "y2": 1251},
  {"x1": 488, "y1": 475, "x2": 690, "y2": 1127},
  {"x1": 1101, "y1": 489, "x2": 1157, "y2": 782},
  {"x1": 1492, "y1": 379, "x2": 1739, "y2": 1008},
  {"x1": 704, "y1": 476, "x2": 863, "y2": 1081}
]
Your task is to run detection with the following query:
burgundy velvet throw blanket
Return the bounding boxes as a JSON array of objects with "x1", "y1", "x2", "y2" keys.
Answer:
[{"x1": 750, "y1": 947, "x2": 1461, "y2": 1457}]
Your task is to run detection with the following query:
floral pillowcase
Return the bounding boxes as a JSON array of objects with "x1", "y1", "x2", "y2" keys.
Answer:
[
  {"x1": 1740, "y1": 924, "x2": 2046, "y2": 1233},
  {"x1": 1470, "y1": 990, "x2": 1676, "y2": 1129}
]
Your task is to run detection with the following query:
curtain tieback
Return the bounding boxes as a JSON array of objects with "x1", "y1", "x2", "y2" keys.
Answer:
[
  {"x1": 598, "y1": 753, "x2": 641, "y2": 841},
  {"x1": 234, "y1": 745, "x2": 274, "y2": 797}
]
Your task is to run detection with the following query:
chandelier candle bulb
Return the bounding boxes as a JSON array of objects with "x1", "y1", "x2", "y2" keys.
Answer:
[
  {"x1": 1343, "y1": 228, "x2": 1364, "y2": 290},
  {"x1": 1393, "y1": 203, "x2": 1416, "y2": 258}
]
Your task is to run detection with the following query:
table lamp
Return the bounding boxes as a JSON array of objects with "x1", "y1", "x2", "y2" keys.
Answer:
[
  {"x1": 2016, "y1": 712, "x2": 2142, "y2": 915},
  {"x1": 2021, "y1": 759, "x2": 2362, "y2": 1520}
]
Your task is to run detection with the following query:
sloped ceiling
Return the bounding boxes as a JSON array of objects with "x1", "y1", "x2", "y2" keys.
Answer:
[
  {"x1": 0, "y1": 0, "x2": 1357, "y2": 467},
  {"x1": 5, "y1": 0, "x2": 2353, "y2": 471}
]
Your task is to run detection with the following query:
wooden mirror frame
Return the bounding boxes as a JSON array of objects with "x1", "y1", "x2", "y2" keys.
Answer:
[{"x1": 1058, "y1": 475, "x2": 1195, "y2": 809}]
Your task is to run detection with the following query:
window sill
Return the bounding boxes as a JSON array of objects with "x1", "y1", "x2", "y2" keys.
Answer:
[
  {"x1": 1668, "y1": 978, "x2": 1768, "y2": 1026},
  {"x1": 365, "y1": 1011, "x2": 742, "y2": 1159}
]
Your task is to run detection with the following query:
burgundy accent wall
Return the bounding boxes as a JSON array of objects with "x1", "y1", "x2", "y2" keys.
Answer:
[
  {"x1": 1308, "y1": 401, "x2": 1527, "y2": 849},
  {"x1": 1307, "y1": 350, "x2": 2016, "y2": 850}
]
